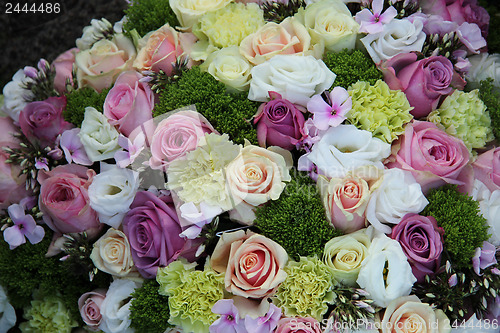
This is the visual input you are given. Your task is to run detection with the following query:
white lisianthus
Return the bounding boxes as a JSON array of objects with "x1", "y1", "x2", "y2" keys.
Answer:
[
  {"x1": 79, "y1": 107, "x2": 121, "y2": 162},
  {"x1": 76, "y1": 18, "x2": 113, "y2": 50},
  {"x1": 298, "y1": 125, "x2": 391, "y2": 179},
  {"x1": 361, "y1": 18, "x2": 426, "y2": 63},
  {"x1": 466, "y1": 53, "x2": 500, "y2": 90},
  {"x1": 201, "y1": 46, "x2": 253, "y2": 92},
  {"x1": 472, "y1": 180, "x2": 500, "y2": 246},
  {"x1": 356, "y1": 232, "x2": 417, "y2": 308},
  {"x1": 88, "y1": 163, "x2": 140, "y2": 228},
  {"x1": 1, "y1": 69, "x2": 34, "y2": 122},
  {"x1": 248, "y1": 54, "x2": 336, "y2": 107},
  {"x1": 99, "y1": 279, "x2": 141, "y2": 333},
  {"x1": 169, "y1": 0, "x2": 232, "y2": 29},
  {"x1": 0, "y1": 285, "x2": 16, "y2": 332},
  {"x1": 365, "y1": 168, "x2": 428, "y2": 234}
]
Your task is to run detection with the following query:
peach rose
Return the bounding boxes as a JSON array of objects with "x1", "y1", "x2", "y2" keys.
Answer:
[
  {"x1": 210, "y1": 229, "x2": 288, "y2": 298},
  {"x1": 239, "y1": 17, "x2": 323, "y2": 65},
  {"x1": 381, "y1": 296, "x2": 451, "y2": 333}
]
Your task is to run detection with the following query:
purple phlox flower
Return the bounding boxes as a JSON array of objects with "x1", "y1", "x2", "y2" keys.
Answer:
[
  {"x1": 3, "y1": 203, "x2": 44, "y2": 250},
  {"x1": 114, "y1": 133, "x2": 145, "y2": 168},
  {"x1": 60, "y1": 128, "x2": 92, "y2": 165},
  {"x1": 457, "y1": 22, "x2": 487, "y2": 54},
  {"x1": 452, "y1": 49, "x2": 471, "y2": 73},
  {"x1": 472, "y1": 241, "x2": 498, "y2": 276},
  {"x1": 34, "y1": 157, "x2": 49, "y2": 171},
  {"x1": 307, "y1": 86, "x2": 352, "y2": 131},
  {"x1": 244, "y1": 303, "x2": 281, "y2": 333},
  {"x1": 210, "y1": 299, "x2": 247, "y2": 333},
  {"x1": 179, "y1": 201, "x2": 222, "y2": 239},
  {"x1": 355, "y1": 0, "x2": 398, "y2": 34}
]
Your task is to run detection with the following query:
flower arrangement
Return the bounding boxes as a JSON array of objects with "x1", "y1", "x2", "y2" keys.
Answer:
[{"x1": 1, "y1": 0, "x2": 499, "y2": 332}]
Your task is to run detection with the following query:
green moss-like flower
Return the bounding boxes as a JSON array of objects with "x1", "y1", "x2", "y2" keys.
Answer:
[
  {"x1": 347, "y1": 80, "x2": 414, "y2": 143},
  {"x1": 157, "y1": 261, "x2": 224, "y2": 333},
  {"x1": 255, "y1": 170, "x2": 343, "y2": 260},
  {"x1": 19, "y1": 295, "x2": 78, "y2": 333},
  {"x1": 421, "y1": 185, "x2": 490, "y2": 269},
  {"x1": 322, "y1": 49, "x2": 383, "y2": 89},
  {"x1": 477, "y1": 78, "x2": 500, "y2": 142},
  {"x1": 123, "y1": 0, "x2": 179, "y2": 37},
  {"x1": 428, "y1": 89, "x2": 494, "y2": 152},
  {"x1": 274, "y1": 256, "x2": 335, "y2": 320},
  {"x1": 130, "y1": 280, "x2": 172, "y2": 333},
  {"x1": 63, "y1": 87, "x2": 110, "y2": 127}
]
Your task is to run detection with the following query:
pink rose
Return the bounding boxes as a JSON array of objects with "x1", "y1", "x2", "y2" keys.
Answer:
[
  {"x1": 386, "y1": 120, "x2": 469, "y2": 193},
  {"x1": 210, "y1": 230, "x2": 288, "y2": 298},
  {"x1": 275, "y1": 317, "x2": 322, "y2": 333},
  {"x1": 134, "y1": 23, "x2": 196, "y2": 76},
  {"x1": 38, "y1": 164, "x2": 100, "y2": 235},
  {"x1": 103, "y1": 71, "x2": 154, "y2": 137},
  {"x1": 149, "y1": 110, "x2": 216, "y2": 170},
  {"x1": 19, "y1": 96, "x2": 73, "y2": 148},
  {"x1": 52, "y1": 48, "x2": 78, "y2": 94},
  {"x1": 78, "y1": 289, "x2": 106, "y2": 331},
  {"x1": 472, "y1": 147, "x2": 500, "y2": 192},
  {"x1": 380, "y1": 52, "x2": 466, "y2": 118}
]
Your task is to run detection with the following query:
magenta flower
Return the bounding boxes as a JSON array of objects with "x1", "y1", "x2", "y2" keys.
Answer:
[
  {"x1": 355, "y1": 0, "x2": 398, "y2": 34},
  {"x1": 307, "y1": 86, "x2": 352, "y2": 131},
  {"x1": 3, "y1": 203, "x2": 44, "y2": 249},
  {"x1": 244, "y1": 303, "x2": 281, "y2": 333},
  {"x1": 60, "y1": 128, "x2": 92, "y2": 166},
  {"x1": 210, "y1": 299, "x2": 246, "y2": 333}
]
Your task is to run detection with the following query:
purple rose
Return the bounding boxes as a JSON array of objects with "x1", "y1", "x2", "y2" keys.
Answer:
[
  {"x1": 380, "y1": 52, "x2": 466, "y2": 118},
  {"x1": 254, "y1": 91, "x2": 306, "y2": 150},
  {"x1": 391, "y1": 213, "x2": 444, "y2": 282},
  {"x1": 123, "y1": 190, "x2": 191, "y2": 278},
  {"x1": 19, "y1": 96, "x2": 73, "y2": 148}
]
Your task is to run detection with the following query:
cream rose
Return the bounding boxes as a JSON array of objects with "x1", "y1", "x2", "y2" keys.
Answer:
[
  {"x1": 75, "y1": 33, "x2": 136, "y2": 92},
  {"x1": 210, "y1": 229, "x2": 288, "y2": 298},
  {"x1": 200, "y1": 46, "x2": 253, "y2": 92},
  {"x1": 226, "y1": 144, "x2": 292, "y2": 224},
  {"x1": 90, "y1": 228, "x2": 140, "y2": 279},
  {"x1": 296, "y1": 0, "x2": 359, "y2": 52},
  {"x1": 381, "y1": 295, "x2": 451, "y2": 333},
  {"x1": 169, "y1": 0, "x2": 232, "y2": 29},
  {"x1": 239, "y1": 17, "x2": 323, "y2": 65},
  {"x1": 323, "y1": 229, "x2": 371, "y2": 286}
]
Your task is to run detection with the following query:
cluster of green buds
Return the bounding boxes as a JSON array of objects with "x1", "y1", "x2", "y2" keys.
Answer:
[
  {"x1": 140, "y1": 56, "x2": 190, "y2": 94},
  {"x1": 328, "y1": 286, "x2": 378, "y2": 326},
  {"x1": 391, "y1": 0, "x2": 421, "y2": 19},
  {"x1": 260, "y1": 0, "x2": 307, "y2": 23},
  {"x1": 22, "y1": 59, "x2": 59, "y2": 102},
  {"x1": 422, "y1": 32, "x2": 463, "y2": 59},
  {"x1": 58, "y1": 232, "x2": 99, "y2": 282}
]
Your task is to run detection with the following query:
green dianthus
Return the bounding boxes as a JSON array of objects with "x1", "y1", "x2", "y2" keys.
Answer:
[
  {"x1": 347, "y1": 80, "x2": 414, "y2": 143},
  {"x1": 19, "y1": 295, "x2": 78, "y2": 333},
  {"x1": 477, "y1": 78, "x2": 500, "y2": 142},
  {"x1": 255, "y1": 170, "x2": 342, "y2": 260},
  {"x1": 322, "y1": 49, "x2": 383, "y2": 89},
  {"x1": 123, "y1": 0, "x2": 179, "y2": 37},
  {"x1": 154, "y1": 66, "x2": 259, "y2": 145},
  {"x1": 421, "y1": 185, "x2": 490, "y2": 269},
  {"x1": 130, "y1": 280, "x2": 172, "y2": 333},
  {"x1": 63, "y1": 87, "x2": 110, "y2": 127}
]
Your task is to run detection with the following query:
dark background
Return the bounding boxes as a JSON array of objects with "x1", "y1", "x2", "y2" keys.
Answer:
[{"x1": 0, "y1": 0, "x2": 128, "y2": 89}]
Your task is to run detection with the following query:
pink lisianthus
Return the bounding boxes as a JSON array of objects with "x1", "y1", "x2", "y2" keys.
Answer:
[{"x1": 52, "y1": 48, "x2": 78, "y2": 94}]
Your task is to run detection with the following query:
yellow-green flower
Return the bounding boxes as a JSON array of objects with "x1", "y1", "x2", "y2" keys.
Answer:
[
  {"x1": 347, "y1": 80, "x2": 413, "y2": 143},
  {"x1": 19, "y1": 295, "x2": 77, "y2": 333},
  {"x1": 274, "y1": 256, "x2": 335, "y2": 321},
  {"x1": 427, "y1": 89, "x2": 494, "y2": 152}
]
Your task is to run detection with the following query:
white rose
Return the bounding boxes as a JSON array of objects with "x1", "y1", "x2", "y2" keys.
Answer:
[
  {"x1": 76, "y1": 18, "x2": 113, "y2": 50},
  {"x1": 200, "y1": 46, "x2": 253, "y2": 92},
  {"x1": 248, "y1": 54, "x2": 336, "y2": 107},
  {"x1": 169, "y1": 0, "x2": 232, "y2": 29},
  {"x1": 466, "y1": 53, "x2": 500, "y2": 90},
  {"x1": 356, "y1": 232, "x2": 417, "y2": 308},
  {"x1": 99, "y1": 279, "x2": 141, "y2": 333},
  {"x1": 298, "y1": 125, "x2": 391, "y2": 179},
  {"x1": 365, "y1": 168, "x2": 428, "y2": 234},
  {"x1": 79, "y1": 107, "x2": 121, "y2": 162},
  {"x1": 88, "y1": 163, "x2": 140, "y2": 228},
  {"x1": 296, "y1": 0, "x2": 359, "y2": 52},
  {"x1": 1, "y1": 69, "x2": 34, "y2": 122},
  {"x1": 472, "y1": 180, "x2": 500, "y2": 246},
  {"x1": 361, "y1": 18, "x2": 426, "y2": 63},
  {"x1": 0, "y1": 285, "x2": 16, "y2": 332}
]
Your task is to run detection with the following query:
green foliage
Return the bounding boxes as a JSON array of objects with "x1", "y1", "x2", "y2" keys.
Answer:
[
  {"x1": 254, "y1": 170, "x2": 343, "y2": 260},
  {"x1": 479, "y1": 0, "x2": 500, "y2": 53},
  {"x1": 130, "y1": 280, "x2": 171, "y2": 333},
  {"x1": 63, "y1": 87, "x2": 110, "y2": 127},
  {"x1": 0, "y1": 229, "x2": 111, "y2": 325},
  {"x1": 154, "y1": 66, "x2": 259, "y2": 145},
  {"x1": 421, "y1": 185, "x2": 490, "y2": 269},
  {"x1": 477, "y1": 78, "x2": 500, "y2": 141},
  {"x1": 123, "y1": 0, "x2": 180, "y2": 37},
  {"x1": 322, "y1": 49, "x2": 383, "y2": 89}
]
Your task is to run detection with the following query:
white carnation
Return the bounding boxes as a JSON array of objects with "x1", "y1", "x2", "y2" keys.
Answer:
[{"x1": 99, "y1": 279, "x2": 141, "y2": 333}]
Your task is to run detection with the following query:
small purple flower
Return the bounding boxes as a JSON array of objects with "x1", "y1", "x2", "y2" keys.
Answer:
[
  {"x1": 355, "y1": 0, "x2": 398, "y2": 34},
  {"x1": 307, "y1": 87, "x2": 352, "y2": 131},
  {"x1": 457, "y1": 22, "x2": 487, "y2": 54},
  {"x1": 210, "y1": 299, "x2": 246, "y2": 333},
  {"x1": 244, "y1": 303, "x2": 281, "y2": 333},
  {"x1": 114, "y1": 133, "x2": 145, "y2": 168},
  {"x1": 448, "y1": 273, "x2": 458, "y2": 287},
  {"x1": 3, "y1": 203, "x2": 44, "y2": 249},
  {"x1": 34, "y1": 157, "x2": 49, "y2": 171},
  {"x1": 60, "y1": 128, "x2": 92, "y2": 166},
  {"x1": 23, "y1": 66, "x2": 38, "y2": 79},
  {"x1": 472, "y1": 241, "x2": 498, "y2": 276}
]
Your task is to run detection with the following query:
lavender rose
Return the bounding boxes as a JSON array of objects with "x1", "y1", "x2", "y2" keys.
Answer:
[
  {"x1": 78, "y1": 289, "x2": 106, "y2": 331},
  {"x1": 52, "y1": 48, "x2": 78, "y2": 94},
  {"x1": 253, "y1": 91, "x2": 306, "y2": 150},
  {"x1": 122, "y1": 190, "x2": 193, "y2": 278},
  {"x1": 391, "y1": 213, "x2": 444, "y2": 282},
  {"x1": 380, "y1": 52, "x2": 466, "y2": 118}
]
